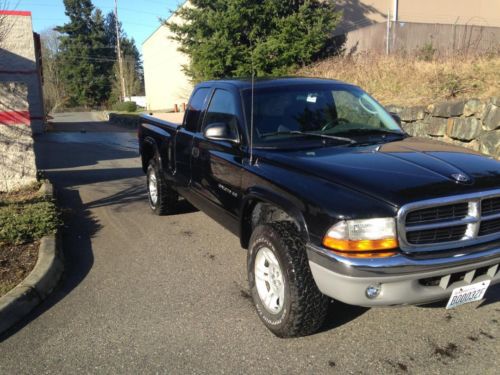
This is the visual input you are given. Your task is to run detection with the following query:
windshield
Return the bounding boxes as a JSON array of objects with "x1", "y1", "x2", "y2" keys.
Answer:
[{"x1": 243, "y1": 84, "x2": 403, "y2": 147}]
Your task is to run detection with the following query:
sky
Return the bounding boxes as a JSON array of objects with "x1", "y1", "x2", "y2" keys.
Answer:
[{"x1": 14, "y1": 0, "x2": 182, "y2": 52}]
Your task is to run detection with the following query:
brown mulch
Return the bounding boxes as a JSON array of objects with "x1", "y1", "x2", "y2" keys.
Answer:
[{"x1": 0, "y1": 241, "x2": 39, "y2": 297}]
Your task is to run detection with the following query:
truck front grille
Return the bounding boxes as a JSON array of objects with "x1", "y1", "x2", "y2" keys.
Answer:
[
  {"x1": 479, "y1": 218, "x2": 500, "y2": 236},
  {"x1": 407, "y1": 225, "x2": 467, "y2": 245},
  {"x1": 406, "y1": 203, "x2": 468, "y2": 225},
  {"x1": 482, "y1": 197, "x2": 500, "y2": 216},
  {"x1": 398, "y1": 189, "x2": 500, "y2": 252}
]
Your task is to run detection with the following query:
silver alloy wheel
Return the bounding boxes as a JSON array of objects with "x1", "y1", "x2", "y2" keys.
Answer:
[
  {"x1": 148, "y1": 171, "x2": 158, "y2": 206},
  {"x1": 254, "y1": 247, "x2": 285, "y2": 314}
]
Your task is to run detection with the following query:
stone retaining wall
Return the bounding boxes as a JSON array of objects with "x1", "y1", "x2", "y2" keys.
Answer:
[
  {"x1": 0, "y1": 83, "x2": 37, "y2": 192},
  {"x1": 108, "y1": 113, "x2": 141, "y2": 129},
  {"x1": 387, "y1": 97, "x2": 500, "y2": 158}
]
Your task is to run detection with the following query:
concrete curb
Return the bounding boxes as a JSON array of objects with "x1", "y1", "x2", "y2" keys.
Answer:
[{"x1": 0, "y1": 181, "x2": 63, "y2": 335}]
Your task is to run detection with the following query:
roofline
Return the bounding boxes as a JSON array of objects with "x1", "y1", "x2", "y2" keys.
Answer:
[
  {"x1": 0, "y1": 10, "x2": 32, "y2": 16},
  {"x1": 198, "y1": 77, "x2": 354, "y2": 89},
  {"x1": 142, "y1": 0, "x2": 189, "y2": 46},
  {"x1": 142, "y1": 24, "x2": 166, "y2": 46}
]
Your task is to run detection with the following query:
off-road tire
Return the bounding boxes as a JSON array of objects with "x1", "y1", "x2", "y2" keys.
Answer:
[
  {"x1": 247, "y1": 221, "x2": 329, "y2": 337},
  {"x1": 147, "y1": 159, "x2": 178, "y2": 215}
]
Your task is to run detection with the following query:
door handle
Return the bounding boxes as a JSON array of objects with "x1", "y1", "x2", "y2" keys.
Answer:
[{"x1": 192, "y1": 147, "x2": 200, "y2": 158}]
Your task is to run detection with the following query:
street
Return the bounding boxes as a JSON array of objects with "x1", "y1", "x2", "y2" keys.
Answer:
[{"x1": 0, "y1": 115, "x2": 498, "y2": 374}]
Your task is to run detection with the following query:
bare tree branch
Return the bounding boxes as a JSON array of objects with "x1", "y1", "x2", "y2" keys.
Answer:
[{"x1": 0, "y1": 1, "x2": 18, "y2": 46}]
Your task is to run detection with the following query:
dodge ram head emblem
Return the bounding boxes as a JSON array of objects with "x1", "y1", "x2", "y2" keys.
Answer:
[{"x1": 451, "y1": 173, "x2": 470, "y2": 183}]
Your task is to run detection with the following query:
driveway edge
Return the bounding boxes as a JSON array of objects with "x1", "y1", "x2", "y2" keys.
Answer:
[{"x1": 0, "y1": 181, "x2": 64, "y2": 335}]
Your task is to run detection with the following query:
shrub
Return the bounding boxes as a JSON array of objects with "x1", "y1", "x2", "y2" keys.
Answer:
[
  {"x1": 0, "y1": 200, "x2": 60, "y2": 245},
  {"x1": 417, "y1": 42, "x2": 437, "y2": 61},
  {"x1": 112, "y1": 101, "x2": 138, "y2": 112},
  {"x1": 436, "y1": 72, "x2": 467, "y2": 98}
]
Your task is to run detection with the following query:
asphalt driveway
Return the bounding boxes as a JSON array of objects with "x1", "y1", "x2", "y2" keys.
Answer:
[{"x1": 0, "y1": 116, "x2": 498, "y2": 374}]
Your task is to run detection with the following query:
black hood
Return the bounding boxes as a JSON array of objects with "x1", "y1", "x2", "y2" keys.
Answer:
[{"x1": 259, "y1": 137, "x2": 500, "y2": 207}]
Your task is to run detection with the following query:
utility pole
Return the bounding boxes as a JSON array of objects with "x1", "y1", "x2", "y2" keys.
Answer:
[
  {"x1": 385, "y1": 8, "x2": 390, "y2": 55},
  {"x1": 114, "y1": 0, "x2": 127, "y2": 101}
]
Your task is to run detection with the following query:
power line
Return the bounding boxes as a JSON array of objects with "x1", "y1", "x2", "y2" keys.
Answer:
[
  {"x1": 35, "y1": 17, "x2": 159, "y2": 29},
  {"x1": 20, "y1": 2, "x2": 165, "y2": 17}
]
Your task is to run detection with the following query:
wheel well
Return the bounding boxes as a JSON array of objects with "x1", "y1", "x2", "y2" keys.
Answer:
[
  {"x1": 141, "y1": 141, "x2": 155, "y2": 172},
  {"x1": 241, "y1": 201, "x2": 300, "y2": 249}
]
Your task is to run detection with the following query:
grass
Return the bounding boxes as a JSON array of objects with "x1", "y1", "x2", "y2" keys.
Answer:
[
  {"x1": 0, "y1": 182, "x2": 59, "y2": 245},
  {"x1": 0, "y1": 183, "x2": 60, "y2": 296},
  {"x1": 299, "y1": 53, "x2": 500, "y2": 107}
]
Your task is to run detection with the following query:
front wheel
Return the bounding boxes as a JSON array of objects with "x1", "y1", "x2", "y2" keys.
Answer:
[
  {"x1": 147, "y1": 159, "x2": 178, "y2": 215},
  {"x1": 247, "y1": 222, "x2": 329, "y2": 337}
]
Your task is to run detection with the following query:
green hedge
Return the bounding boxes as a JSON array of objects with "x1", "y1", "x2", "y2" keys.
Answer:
[
  {"x1": 112, "y1": 101, "x2": 138, "y2": 112},
  {"x1": 0, "y1": 200, "x2": 59, "y2": 245}
]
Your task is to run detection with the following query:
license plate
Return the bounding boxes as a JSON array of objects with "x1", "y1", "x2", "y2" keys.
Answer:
[{"x1": 446, "y1": 280, "x2": 490, "y2": 309}]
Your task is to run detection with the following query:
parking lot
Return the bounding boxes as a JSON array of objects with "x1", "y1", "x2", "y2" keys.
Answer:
[{"x1": 0, "y1": 117, "x2": 498, "y2": 374}]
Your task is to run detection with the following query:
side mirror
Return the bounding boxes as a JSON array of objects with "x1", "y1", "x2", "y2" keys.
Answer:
[
  {"x1": 390, "y1": 112, "x2": 402, "y2": 126},
  {"x1": 203, "y1": 122, "x2": 239, "y2": 143}
]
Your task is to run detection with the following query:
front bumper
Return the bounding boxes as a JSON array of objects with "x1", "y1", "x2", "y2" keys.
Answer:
[{"x1": 307, "y1": 241, "x2": 500, "y2": 307}]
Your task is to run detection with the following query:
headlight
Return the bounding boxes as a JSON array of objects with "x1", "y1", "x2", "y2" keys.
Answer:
[{"x1": 322, "y1": 218, "x2": 398, "y2": 258}]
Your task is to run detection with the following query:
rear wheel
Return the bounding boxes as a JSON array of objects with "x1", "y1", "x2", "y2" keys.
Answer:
[
  {"x1": 247, "y1": 222, "x2": 329, "y2": 337},
  {"x1": 147, "y1": 159, "x2": 178, "y2": 215}
]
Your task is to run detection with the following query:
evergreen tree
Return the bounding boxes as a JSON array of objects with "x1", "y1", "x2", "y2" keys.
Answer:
[
  {"x1": 56, "y1": 0, "x2": 113, "y2": 107},
  {"x1": 90, "y1": 8, "x2": 114, "y2": 105},
  {"x1": 167, "y1": 0, "x2": 341, "y2": 82}
]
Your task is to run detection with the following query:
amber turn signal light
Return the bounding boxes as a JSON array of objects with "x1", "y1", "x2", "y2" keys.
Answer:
[{"x1": 322, "y1": 237, "x2": 399, "y2": 252}]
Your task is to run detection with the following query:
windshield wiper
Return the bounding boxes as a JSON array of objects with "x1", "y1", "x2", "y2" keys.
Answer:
[
  {"x1": 261, "y1": 130, "x2": 356, "y2": 144},
  {"x1": 333, "y1": 128, "x2": 406, "y2": 137}
]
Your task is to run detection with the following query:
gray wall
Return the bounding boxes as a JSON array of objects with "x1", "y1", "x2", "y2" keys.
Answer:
[{"x1": 343, "y1": 21, "x2": 500, "y2": 55}]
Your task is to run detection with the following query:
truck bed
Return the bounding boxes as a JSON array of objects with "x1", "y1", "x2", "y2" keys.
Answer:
[{"x1": 142, "y1": 112, "x2": 184, "y2": 126}]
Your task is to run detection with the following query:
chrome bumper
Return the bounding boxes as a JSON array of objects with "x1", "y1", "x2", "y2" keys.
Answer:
[{"x1": 306, "y1": 241, "x2": 500, "y2": 307}]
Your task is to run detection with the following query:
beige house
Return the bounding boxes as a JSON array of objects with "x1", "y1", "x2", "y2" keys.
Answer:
[
  {"x1": 336, "y1": 0, "x2": 500, "y2": 32},
  {"x1": 142, "y1": 3, "x2": 192, "y2": 112},
  {"x1": 336, "y1": 0, "x2": 500, "y2": 53},
  {"x1": 143, "y1": 1, "x2": 500, "y2": 110}
]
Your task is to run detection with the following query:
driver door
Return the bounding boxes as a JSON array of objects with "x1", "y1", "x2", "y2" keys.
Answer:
[{"x1": 190, "y1": 88, "x2": 244, "y2": 233}]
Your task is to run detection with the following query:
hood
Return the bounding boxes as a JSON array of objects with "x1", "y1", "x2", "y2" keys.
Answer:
[{"x1": 258, "y1": 137, "x2": 500, "y2": 207}]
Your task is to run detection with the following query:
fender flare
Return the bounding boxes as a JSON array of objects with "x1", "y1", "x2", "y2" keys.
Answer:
[
  {"x1": 239, "y1": 186, "x2": 309, "y2": 248},
  {"x1": 141, "y1": 136, "x2": 163, "y2": 172}
]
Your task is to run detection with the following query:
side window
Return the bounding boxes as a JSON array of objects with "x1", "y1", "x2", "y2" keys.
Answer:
[
  {"x1": 204, "y1": 89, "x2": 239, "y2": 138},
  {"x1": 185, "y1": 88, "x2": 210, "y2": 132}
]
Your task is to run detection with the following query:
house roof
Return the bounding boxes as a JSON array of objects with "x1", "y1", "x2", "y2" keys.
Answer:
[{"x1": 142, "y1": 0, "x2": 189, "y2": 46}]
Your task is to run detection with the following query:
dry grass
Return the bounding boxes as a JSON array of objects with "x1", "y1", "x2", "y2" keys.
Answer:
[
  {"x1": 0, "y1": 181, "x2": 42, "y2": 205},
  {"x1": 299, "y1": 53, "x2": 500, "y2": 107}
]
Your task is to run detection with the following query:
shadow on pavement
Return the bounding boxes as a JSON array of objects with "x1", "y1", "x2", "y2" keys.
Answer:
[
  {"x1": 49, "y1": 121, "x2": 133, "y2": 133},
  {"x1": 86, "y1": 183, "x2": 147, "y2": 210},
  {"x1": 0, "y1": 132, "x2": 142, "y2": 342},
  {"x1": 0, "y1": 188, "x2": 99, "y2": 342},
  {"x1": 319, "y1": 301, "x2": 369, "y2": 333}
]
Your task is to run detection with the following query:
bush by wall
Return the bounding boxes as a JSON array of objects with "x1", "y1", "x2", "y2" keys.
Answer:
[
  {"x1": 0, "y1": 194, "x2": 59, "y2": 245},
  {"x1": 387, "y1": 97, "x2": 500, "y2": 158},
  {"x1": 112, "y1": 101, "x2": 138, "y2": 112}
]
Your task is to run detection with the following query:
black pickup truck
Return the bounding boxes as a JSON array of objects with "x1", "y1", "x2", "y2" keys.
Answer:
[{"x1": 139, "y1": 78, "x2": 500, "y2": 337}]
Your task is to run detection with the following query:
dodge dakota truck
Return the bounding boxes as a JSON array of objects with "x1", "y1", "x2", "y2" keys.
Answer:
[{"x1": 138, "y1": 78, "x2": 500, "y2": 337}]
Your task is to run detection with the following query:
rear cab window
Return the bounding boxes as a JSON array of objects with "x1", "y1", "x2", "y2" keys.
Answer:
[{"x1": 184, "y1": 88, "x2": 211, "y2": 132}]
